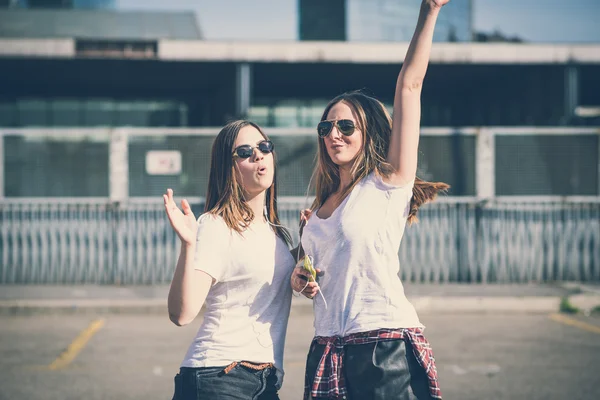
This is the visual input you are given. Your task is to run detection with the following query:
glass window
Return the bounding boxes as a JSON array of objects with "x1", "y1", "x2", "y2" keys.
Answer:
[
  {"x1": 273, "y1": 102, "x2": 300, "y2": 127},
  {"x1": 347, "y1": 0, "x2": 471, "y2": 42},
  {"x1": 299, "y1": 100, "x2": 328, "y2": 127},
  {"x1": 247, "y1": 105, "x2": 270, "y2": 126},
  {"x1": 7, "y1": 98, "x2": 189, "y2": 128},
  {"x1": 128, "y1": 135, "x2": 215, "y2": 197},
  {"x1": 496, "y1": 134, "x2": 598, "y2": 195},
  {"x1": 115, "y1": 101, "x2": 149, "y2": 127},
  {"x1": 17, "y1": 99, "x2": 48, "y2": 127},
  {"x1": 83, "y1": 99, "x2": 115, "y2": 127},
  {"x1": 4, "y1": 133, "x2": 110, "y2": 197},
  {"x1": 147, "y1": 101, "x2": 184, "y2": 127},
  {"x1": 418, "y1": 135, "x2": 476, "y2": 196},
  {"x1": 269, "y1": 135, "x2": 319, "y2": 196},
  {"x1": 50, "y1": 99, "x2": 82, "y2": 127},
  {"x1": 0, "y1": 102, "x2": 16, "y2": 127}
]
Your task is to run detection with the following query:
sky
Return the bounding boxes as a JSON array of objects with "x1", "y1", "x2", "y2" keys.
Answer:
[{"x1": 118, "y1": 0, "x2": 600, "y2": 43}]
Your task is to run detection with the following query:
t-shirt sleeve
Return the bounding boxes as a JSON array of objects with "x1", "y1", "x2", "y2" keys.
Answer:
[
  {"x1": 194, "y1": 213, "x2": 231, "y2": 283},
  {"x1": 372, "y1": 173, "x2": 415, "y2": 219}
]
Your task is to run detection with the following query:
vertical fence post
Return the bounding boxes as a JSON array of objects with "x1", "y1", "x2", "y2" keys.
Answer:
[
  {"x1": 475, "y1": 128, "x2": 495, "y2": 282},
  {"x1": 0, "y1": 133, "x2": 4, "y2": 200},
  {"x1": 597, "y1": 130, "x2": 600, "y2": 195},
  {"x1": 476, "y1": 128, "x2": 495, "y2": 200},
  {"x1": 0, "y1": 133, "x2": 4, "y2": 282},
  {"x1": 109, "y1": 128, "x2": 129, "y2": 203},
  {"x1": 109, "y1": 128, "x2": 129, "y2": 284}
]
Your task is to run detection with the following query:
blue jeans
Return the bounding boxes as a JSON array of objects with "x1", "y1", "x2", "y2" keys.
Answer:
[{"x1": 172, "y1": 365, "x2": 280, "y2": 400}]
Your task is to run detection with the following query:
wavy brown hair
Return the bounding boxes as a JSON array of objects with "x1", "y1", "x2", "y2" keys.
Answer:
[
  {"x1": 205, "y1": 120, "x2": 291, "y2": 245},
  {"x1": 311, "y1": 90, "x2": 449, "y2": 224}
]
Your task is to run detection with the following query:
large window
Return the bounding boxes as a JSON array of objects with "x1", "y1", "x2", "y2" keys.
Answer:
[
  {"x1": 4, "y1": 133, "x2": 110, "y2": 197},
  {"x1": 249, "y1": 99, "x2": 393, "y2": 128},
  {"x1": 348, "y1": 0, "x2": 471, "y2": 42},
  {"x1": 496, "y1": 134, "x2": 598, "y2": 195},
  {"x1": 128, "y1": 135, "x2": 213, "y2": 198},
  {"x1": 0, "y1": 98, "x2": 188, "y2": 127},
  {"x1": 248, "y1": 99, "x2": 330, "y2": 128}
]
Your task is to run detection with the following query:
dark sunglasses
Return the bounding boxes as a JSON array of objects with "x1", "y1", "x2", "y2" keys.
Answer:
[
  {"x1": 317, "y1": 119, "x2": 356, "y2": 138},
  {"x1": 232, "y1": 140, "x2": 274, "y2": 159}
]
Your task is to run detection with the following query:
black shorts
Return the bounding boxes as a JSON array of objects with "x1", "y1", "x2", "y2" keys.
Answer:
[{"x1": 305, "y1": 338, "x2": 434, "y2": 400}]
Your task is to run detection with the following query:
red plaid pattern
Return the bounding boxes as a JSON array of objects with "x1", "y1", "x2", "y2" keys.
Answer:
[{"x1": 304, "y1": 328, "x2": 442, "y2": 399}]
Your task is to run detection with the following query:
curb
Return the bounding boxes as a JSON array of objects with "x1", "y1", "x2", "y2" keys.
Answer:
[
  {"x1": 0, "y1": 296, "x2": 567, "y2": 316},
  {"x1": 410, "y1": 296, "x2": 562, "y2": 313},
  {"x1": 559, "y1": 282, "x2": 600, "y2": 295},
  {"x1": 558, "y1": 282, "x2": 600, "y2": 315},
  {"x1": 565, "y1": 294, "x2": 600, "y2": 315},
  {"x1": 0, "y1": 299, "x2": 168, "y2": 316}
]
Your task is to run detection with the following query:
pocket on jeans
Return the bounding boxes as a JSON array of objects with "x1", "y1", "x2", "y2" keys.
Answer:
[
  {"x1": 172, "y1": 373, "x2": 183, "y2": 400},
  {"x1": 195, "y1": 366, "x2": 224, "y2": 377},
  {"x1": 372, "y1": 339, "x2": 408, "y2": 371}
]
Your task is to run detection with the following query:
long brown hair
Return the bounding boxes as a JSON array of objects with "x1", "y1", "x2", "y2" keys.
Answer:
[
  {"x1": 311, "y1": 90, "x2": 449, "y2": 224},
  {"x1": 204, "y1": 120, "x2": 291, "y2": 245}
]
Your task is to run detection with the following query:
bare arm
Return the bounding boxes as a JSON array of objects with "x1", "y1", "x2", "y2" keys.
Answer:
[
  {"x1": 168, "y1": 243, "x2": 213, "y2": 326},
  {"x1": 163, "y1": 189, "x2": 212, "y2": 326},
  {"x1": 289, "y1": 209, "x2": 320, "y2": 298},
  {"x1": 386, "y1": 0, "x2": 448, "y2": 185}
]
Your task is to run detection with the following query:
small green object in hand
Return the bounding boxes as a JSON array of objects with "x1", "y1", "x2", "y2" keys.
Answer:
[
  {"x1": 303, "y1": 255, "x2": 317, "y2": 281},
  {"x1": 301, "y1": 255, "x2": 327, "y2": 309}
]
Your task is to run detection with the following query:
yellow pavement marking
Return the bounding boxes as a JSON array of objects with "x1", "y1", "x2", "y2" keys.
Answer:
[
  {"x1": 549, "y1": 313, "x2": 600, "y2": 335},
  {"x1": 47, "y1": 318, "x2": 105, "y2": 370}
]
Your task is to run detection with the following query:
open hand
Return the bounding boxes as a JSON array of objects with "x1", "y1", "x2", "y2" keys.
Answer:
[{"x1": 163, "y1": 188, "x2": 197, "y2": 245}]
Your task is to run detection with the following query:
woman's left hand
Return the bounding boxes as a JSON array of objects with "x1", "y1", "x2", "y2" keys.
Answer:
[
  {"x1": 300, "y1": 209, "x2": 312, "y2": 225},
  {"x1": 425, "y1": 0, "x2": 449, "y2": 9},
  {"x1": 291, "y1": 258, "x2": 321, "y2": 299}
]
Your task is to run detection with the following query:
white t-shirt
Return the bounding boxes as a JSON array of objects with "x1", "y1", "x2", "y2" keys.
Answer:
[
  {"x1": 180, "y1": 213, "x2": 295, "y2": 388},
  {"x1": 301, "y1": 171, "x2": 423, "y2": 337}
]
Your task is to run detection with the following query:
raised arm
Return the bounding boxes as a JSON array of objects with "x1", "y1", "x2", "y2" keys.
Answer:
[
  {"x1": 386, "y1": 0, "x2": 448, "y2": 185},
  {"x1": 164, "y1": 189, "x2": 212, "y2": 326}
]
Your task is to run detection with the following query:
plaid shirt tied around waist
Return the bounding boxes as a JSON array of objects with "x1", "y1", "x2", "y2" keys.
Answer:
[{"x1": 305, "y1": 328, "x2": 442, "y2": 400}]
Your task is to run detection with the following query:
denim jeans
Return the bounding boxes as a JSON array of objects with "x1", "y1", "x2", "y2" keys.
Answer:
[{"x1": 172, "y1": 365, "x2": 280, "y2": 400}]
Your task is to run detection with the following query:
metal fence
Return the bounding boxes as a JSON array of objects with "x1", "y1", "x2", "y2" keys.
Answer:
[
  {"x1": 1, "y1": 197, "x2": 598, "y2": 284},
  {"x1": 1, "y1": 127, "x2": 599, "y2": 284}
]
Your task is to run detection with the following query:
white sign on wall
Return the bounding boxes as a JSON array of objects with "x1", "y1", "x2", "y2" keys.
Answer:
[{"x1": 145, "y1": 151, "x2": 182, "y2": 175}]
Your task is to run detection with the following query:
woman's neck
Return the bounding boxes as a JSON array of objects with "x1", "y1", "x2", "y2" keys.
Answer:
[
  {"x1": 244, "y1": 190, "x2": 267, "y2": 224},
  {"x1": 337, "y1": 165, "x2": 353, "y2": 193}
]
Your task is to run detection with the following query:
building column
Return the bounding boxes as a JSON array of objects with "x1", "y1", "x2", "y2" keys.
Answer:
[
  {"x1": 109, "y1": 128, "x2": 128, "y2": 202},
  {"x1": 476, "y1": 128, "x2": 495, "y2": 200},
  {"x1": 235, "y1": 62, "x2": 252, "y2": 119},
  {"x1": 564, "y1": 65, "x2": 579, "y2": 124},
  {"x1": 0, "y1": 134, "x2": 4, "y2": 199}
]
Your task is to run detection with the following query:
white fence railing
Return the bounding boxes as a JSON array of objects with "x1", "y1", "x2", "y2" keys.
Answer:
[
  {"x1": 1, "y1": 127, "x2": 598, "y2": 284},
  {"x1": 1, "y1": 197, "x2": 598, "y2": 284}
]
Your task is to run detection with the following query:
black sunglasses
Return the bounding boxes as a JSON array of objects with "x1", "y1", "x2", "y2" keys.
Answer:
[
  {"x1": 317, "y1": 119, "x2": 356, "y2": 138},
  {"x1": 232, "y1": 140, "x2": 274, "y2": 159}
]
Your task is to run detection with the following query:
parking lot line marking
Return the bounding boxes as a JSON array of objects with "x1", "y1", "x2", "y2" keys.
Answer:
[
  {"x1": 47, "y1": 318, "x2": 105, "y2": 371},
  {"x1": 549, "y1": 313, "x2": 600, "y2": 335}
]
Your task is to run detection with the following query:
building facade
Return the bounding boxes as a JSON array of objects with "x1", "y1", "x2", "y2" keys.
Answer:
[
  {"x1": 2, "y1": 0, "x2": 115, "y2": 8},
  {"x1": 0, "y1": 39, "x2": 598, "y2": 198},
  {"x1": 298, "y1": 0, "x2": 346, "y2": 41},
  {"x1": 300, "y1": 0, "x2": 472, "y2": 42}
]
